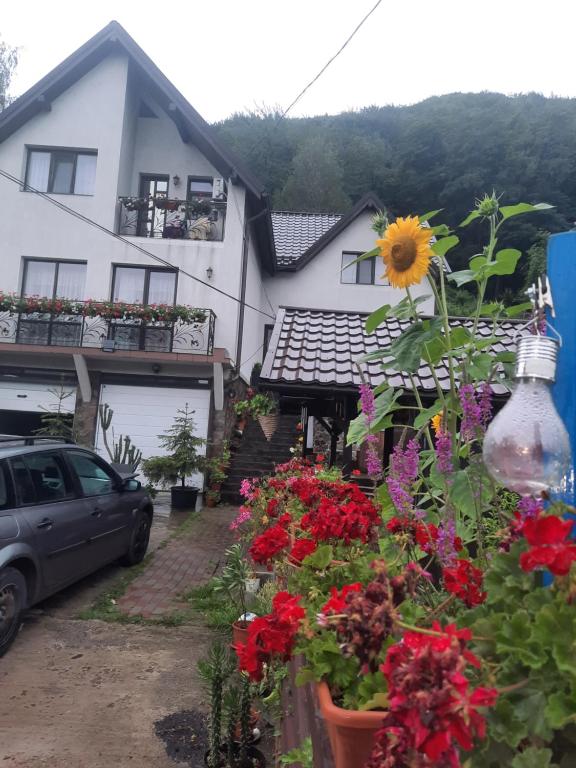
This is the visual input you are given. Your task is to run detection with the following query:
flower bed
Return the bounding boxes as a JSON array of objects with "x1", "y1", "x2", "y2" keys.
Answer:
[
  {"x1": 229, "y1": 196, "x2": 576, "y2": 768},
  {"x1": 0, "y1": 292, "x2": 207, "y2": 324}
]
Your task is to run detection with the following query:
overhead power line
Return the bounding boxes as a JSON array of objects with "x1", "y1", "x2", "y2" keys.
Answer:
[
  {"x1": 281, "y1": 0, "x2": 383, "y2": 118},
  {"x1": 0, "y1": 168, "x2": 276, "y2": 321}
]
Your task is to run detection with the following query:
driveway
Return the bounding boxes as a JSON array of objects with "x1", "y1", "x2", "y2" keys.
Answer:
[{"x1": 0, "y1": 497, "x2": 226, "y2": 768}]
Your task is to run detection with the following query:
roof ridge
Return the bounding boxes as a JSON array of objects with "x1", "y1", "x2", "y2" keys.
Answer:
[{"x1": 271, "y1": 209, "x2": 344, "y2": 217}]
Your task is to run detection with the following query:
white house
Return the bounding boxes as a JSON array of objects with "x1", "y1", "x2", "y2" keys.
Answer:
[{"x1": 0, "y1": 21, "x2": 433, "y2": 466}]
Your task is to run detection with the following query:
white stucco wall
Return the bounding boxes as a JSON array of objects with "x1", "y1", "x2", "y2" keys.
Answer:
[
  {"x1": 0, "y1": 55, "x2": 251, "y2": 361},
  {"x1": 263, "y1": 210, "x2": 435, "y2": 315},
  {"x1": 238, "y1": 221, "x2": 271, "y2": 381}
]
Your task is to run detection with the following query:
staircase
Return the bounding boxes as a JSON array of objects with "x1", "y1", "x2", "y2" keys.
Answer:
[{"x1": 220, "y1": 415, "x2": 301, "y2": 504}]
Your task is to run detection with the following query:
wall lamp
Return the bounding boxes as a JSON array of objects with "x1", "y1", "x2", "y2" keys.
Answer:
[
  {"x1": 206, "y1": 266, "x2": 214, "y2": 280},
  {"x1": 172, "y1": 174, "x2": 181, "y2": 187}
]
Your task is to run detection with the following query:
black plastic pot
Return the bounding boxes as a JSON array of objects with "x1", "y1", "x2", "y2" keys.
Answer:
[{"x1": 170, "y1": 486, "x2": 199, "y2": 510}]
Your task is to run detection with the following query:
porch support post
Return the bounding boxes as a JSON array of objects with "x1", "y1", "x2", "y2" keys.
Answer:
[
  {"x1": 329, "y1": 424, "x2": 339, "y2": 468},
  {"x1": 73, "y1": 354, "x2": 92, "y2": 403},
  {"x1": 213, "y1": 362, "x2": 224, "y2": 411},
  {"x1": 342, "y1": 421, "x2": 352, "y2": 478}
]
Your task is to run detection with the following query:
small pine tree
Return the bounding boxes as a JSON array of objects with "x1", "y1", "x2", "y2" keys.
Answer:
[{"x1": 35, "y1": 385, "x2": 75, "y2": 440}]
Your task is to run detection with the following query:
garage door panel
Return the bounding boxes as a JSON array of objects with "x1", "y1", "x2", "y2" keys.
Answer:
[
  {"x1": 95, "y1": 384, "x2": 210, "y2": 487},
  {"x1": 0, "y1": 382, "x2": 76, "y2": 413}
]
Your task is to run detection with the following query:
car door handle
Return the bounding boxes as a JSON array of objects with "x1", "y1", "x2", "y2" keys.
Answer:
[
  {"x1": 91, "y1": 507, "x2": 103, "y2": 518},
  {"x1": 37, "y1": 517, "x2": 54, "y2": 529}
]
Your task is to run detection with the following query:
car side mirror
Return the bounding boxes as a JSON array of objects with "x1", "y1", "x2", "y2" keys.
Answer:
[{"x1": 122, "y1": 477, "x2": 141, "y2": 492}]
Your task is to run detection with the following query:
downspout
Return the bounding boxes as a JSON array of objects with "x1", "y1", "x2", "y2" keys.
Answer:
[{"x1": 235, "y1": 199, "x2": 269, "y2": 376}]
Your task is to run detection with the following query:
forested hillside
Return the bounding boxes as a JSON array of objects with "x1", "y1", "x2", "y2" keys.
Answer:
[{"x1": 215, "y1": 92, "x2": 576, "y2": 302}]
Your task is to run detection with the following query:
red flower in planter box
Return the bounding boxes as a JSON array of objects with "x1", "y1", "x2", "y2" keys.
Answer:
[
  {"x1": 442, "y1": 559, "x2": 486, "y2": 607},
  {"x1": 520, "y1": 514, "x2": 576, "y2": 576},
  {"x1": 289, "y1": 538, "x2": 317, "y2": 563},
  {"x1": 368, "y1": 622, "x2": 497, "y2": 767},
  {"x1": 321, "y1": 582, "x2": 362, "y2": 615},
  {"x1": 249, "y1": 523, "x2": 290, "y2": 565},
  {"x1": 387, "y1": 516, "x2": 463, "y2": 556}
]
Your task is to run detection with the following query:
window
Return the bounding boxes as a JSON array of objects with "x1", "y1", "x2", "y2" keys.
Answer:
[
  {"x1": 66, "y1": 452, "x2": 117, "y2": 497},
  {"x1": 187, "y1": 176, "x2": 213, "y2": 199},
  {"x1": 112, "y1": 266, "x2": 177, "y2": 305},
  {"x1": 25, "y1": 149, "x2": 97, "y2": 195},
  {"x1": 22, "y1": 259, "x2": 86, "y2": 300},
  {"x1": 10, "y1": 458, "x2": 36, "y2": 505},
  {"x1": 0, "y1": 462, "x2": 11, "y2": 510},
  {"x1": 23, "y1": 453, "x2": 72, "y2": 503},
  {"x1": 263, "y1": 324, "x2": 274, "y2": 357},
  {"x1": 341, "y1": 252, "x2": 389, "y2": 286}
]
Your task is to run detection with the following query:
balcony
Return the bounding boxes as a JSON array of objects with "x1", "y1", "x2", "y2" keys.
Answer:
[
  {"x1": 0, "y1": 300, "x2": 216, "y2": 356},
  {"x1": 118, "y1": 195, "x2": 226, "y2": 242}
]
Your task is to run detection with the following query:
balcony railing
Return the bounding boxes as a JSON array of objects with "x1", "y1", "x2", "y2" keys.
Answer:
[
  {"x1": 0, "y1": 305, "x2": 216, "y2": 356},
  {"x1": 118, "y1": 195, "x2": 226, "y2": 241}
]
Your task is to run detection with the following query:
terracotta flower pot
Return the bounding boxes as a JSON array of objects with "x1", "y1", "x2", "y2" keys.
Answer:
[
  {"x1": 316, "y1": 681, "x2": 384, "y2": 768},
  {"x1": 232, "y1": 620, "x2": 250, "y2": 646},
  {"x1": 257, "y1": 414, "x2": 279, "y2": 441}
]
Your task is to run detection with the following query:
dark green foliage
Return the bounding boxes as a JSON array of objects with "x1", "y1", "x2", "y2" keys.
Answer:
[
  {"x1": 216, "y1": 93, "x2": 574, "y2": 297},
  {"x1": 35, "y1": 386, "x2": 75, "y2": 440}
]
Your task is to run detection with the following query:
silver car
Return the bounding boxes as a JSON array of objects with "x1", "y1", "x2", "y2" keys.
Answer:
[{"x1": 0, "y1": 437, "x2": 153, "y2": 656}]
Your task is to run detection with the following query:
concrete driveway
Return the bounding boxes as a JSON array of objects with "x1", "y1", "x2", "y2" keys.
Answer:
[{"x1": 0, "y1": 497, "x2": 215, "y2": 768}]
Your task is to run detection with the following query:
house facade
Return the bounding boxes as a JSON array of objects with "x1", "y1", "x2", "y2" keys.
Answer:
[{"x1": 0, "y1": 21, "x2": 433, "y2": 477}]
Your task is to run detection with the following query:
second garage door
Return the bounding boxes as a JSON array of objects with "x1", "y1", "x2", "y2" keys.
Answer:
[{"x1": 94, "y1": 383, "x2": 210, "y2": 486}]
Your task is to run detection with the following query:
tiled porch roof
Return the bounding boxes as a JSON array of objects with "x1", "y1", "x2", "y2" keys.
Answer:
[{"x1": 260, "y1": 307, "x2": 520, "y2": 395}]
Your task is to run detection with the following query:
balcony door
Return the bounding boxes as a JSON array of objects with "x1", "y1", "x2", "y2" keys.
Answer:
[
  {"x1": 110, "y1": 266, "x2": 177, "y2": 352},
  {"x1": 137, "y1": 175, "x2": 169, "y2": 238}
]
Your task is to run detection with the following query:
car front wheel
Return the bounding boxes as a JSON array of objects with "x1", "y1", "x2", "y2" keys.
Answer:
[
  {"x1": 0, "y1": 567, "x2": 27, "y2": 657},
  {"x1": 121, "y1": 511, "x2": 152, "y2": 566}
]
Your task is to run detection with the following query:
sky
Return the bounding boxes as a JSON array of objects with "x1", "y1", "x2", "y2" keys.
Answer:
[{"x1": 3, "y1": 0, "x2": 576, "y2": 123}]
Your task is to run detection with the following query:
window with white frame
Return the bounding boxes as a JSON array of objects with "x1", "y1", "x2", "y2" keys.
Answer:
[
  {"x1": 25, "y1": 148, "x2": 97, "y2": 195},
  {"x1": 341, "y1": 252, "x2": 389, "y2": 285},
  {"x1": 187, "y1": 176, "x2": 213, "y2": 199}
]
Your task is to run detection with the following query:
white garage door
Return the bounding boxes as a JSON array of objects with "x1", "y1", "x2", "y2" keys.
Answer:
[
  {"x1": 94, "y1": 383, "x2": 210, "y2": 486},
  {"x1": 0, "y1": 381, "x2": 76, "y2": 413}
]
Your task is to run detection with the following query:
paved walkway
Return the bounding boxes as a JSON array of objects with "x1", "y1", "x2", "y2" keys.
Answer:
[{"x1": 117, "y1": 503, "x2": 236, "y2": 619}]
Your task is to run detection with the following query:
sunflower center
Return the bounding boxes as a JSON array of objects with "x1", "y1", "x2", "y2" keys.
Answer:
[{"x1": 390, "y1": 236, "x2": 418, "y2": 272}]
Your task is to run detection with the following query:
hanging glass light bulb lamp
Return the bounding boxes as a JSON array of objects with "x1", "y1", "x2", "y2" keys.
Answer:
[{"x1": 483, "y1": 333, "x2": 572, "y2": 495}]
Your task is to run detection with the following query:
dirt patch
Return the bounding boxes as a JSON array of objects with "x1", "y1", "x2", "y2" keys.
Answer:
[{"x1": 154, "y1": 709, "x2": 208, "y2": 765}]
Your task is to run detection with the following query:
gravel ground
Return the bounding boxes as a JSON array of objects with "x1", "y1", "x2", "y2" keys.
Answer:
[{"x1": 0, "y1": 496, "x2": 217, "y2": 768}]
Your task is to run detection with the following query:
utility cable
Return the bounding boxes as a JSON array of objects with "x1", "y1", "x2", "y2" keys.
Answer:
[
  {"x1": 0, "y1": 168, "x2": 276, "y2": 321},
  {"x1": 281, "y1": 0, "x2": 384, "y2": 118}
]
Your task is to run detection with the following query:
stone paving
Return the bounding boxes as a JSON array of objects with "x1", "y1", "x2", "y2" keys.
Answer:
[{"x1": 117, "y1": 501, "x2": 237, "y2": 619}]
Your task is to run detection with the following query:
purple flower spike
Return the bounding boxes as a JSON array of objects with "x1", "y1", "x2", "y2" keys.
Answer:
[{"x1": 435, "y1": 429, "x2": 453, "y2": 475}]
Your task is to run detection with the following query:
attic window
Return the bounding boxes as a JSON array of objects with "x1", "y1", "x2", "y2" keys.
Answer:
[
  {"x1": 138, "y1": 101, "x2": 158, "y2": 118},
  {"x1": 341, "y1": 251, "x2": 389, "y2": 286}
]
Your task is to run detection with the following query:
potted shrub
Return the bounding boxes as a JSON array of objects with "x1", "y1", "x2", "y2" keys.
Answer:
[
  {"x1": 233, "y1": 389, "x2": 256, "y2": 434},
  {"x1": 141, "y1": 404, "x2": 206, "y2": 509},
  {"x1": 214, "y1": 544, "x2": 258, "y2": 646},
  {"x1": 154, "y1": 195, "x2": 180, "y2": 211},
  {"x1": 206, "y1": 488, "x2": 221, "y2": 508}
]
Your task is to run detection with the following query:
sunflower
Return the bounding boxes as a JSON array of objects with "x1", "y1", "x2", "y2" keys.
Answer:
[
  {"x1": 431, "y1": 413, "x2": 443, "y2": 435},
  {"x1": 376, "y1": 215, "x2": 433, "y2": 289}
]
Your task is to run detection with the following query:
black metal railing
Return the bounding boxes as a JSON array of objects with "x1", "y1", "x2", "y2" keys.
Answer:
[
  {"x1": 117, "y1": 197, "x2": 227, "y2": 241},
  {"x1": 0, "y1": 307, "x2": 216, "y2": 356}
]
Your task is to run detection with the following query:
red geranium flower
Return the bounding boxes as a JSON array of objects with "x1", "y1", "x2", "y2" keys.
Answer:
[
  {"x1": 321, "y1": 583, "x2": 362, "y2": 615},
  {"x1": 316, "y1": 454, "x2": 325, "y2": 463},
  {"x1": 352, "y1": 469, "x2": 361, "y2": 476},
  {"x1": 289, "y1": 538, "x2": 317, "y2": 563},
  {"x1": 519, "y1": 514, "x2": 576, "y2": 576},
  {"x1": 442, "y1": 559, "x2": 486, "y2": 607},
  {"x1": 249, "y1": 524, "x2": 290, "y2": 565}
]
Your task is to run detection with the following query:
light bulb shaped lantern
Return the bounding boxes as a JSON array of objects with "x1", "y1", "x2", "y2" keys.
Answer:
[{"x1": 483, "y1": 335, "x2": 571, "y2": 495}]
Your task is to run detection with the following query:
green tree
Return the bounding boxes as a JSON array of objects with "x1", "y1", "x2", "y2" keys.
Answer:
[
  {"x1": 0, "y1": 37, "x2": 18, "y2": 111},
  {"x1": 35, "y1": 386, "x2": 75, "y2": 440},
  {"x1": 275, "y1": 137, "x2": 351, "y2": 212}
]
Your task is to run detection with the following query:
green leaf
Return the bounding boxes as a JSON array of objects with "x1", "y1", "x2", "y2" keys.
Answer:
[
  {"x1": 365, "y1": 304, "x2": 392, "y2": 334},
  {"x1": 432, "y1": 235, "x2": 459, "y2": 258},
  {"x1": 430, "y1": 223, "x2": 451, "y2": 237},
  {"x1": 484, "y1": 248, "x2": 522, "y2": 277},
  {"x1": 500, "y1": 202, "x2": 554, "y2": 221},
  {"x1": 546, "y1": 691, "x2": 576, "y2": 729},
  {"x1": 467, "y1": 352, "x2": 494, "y2": 381},
  {"x1": 346, "y1": 388, "x2": 402, "y2": 445},
  {"x1": 389, "y1": 294, "x2": 432, "y2": 320},
  {"x1": 479, "y1": 302, "x2": 503, "y2": 317},
  {"x1": 505, "y1": 302, "x2": 533, "y2": 318},
  {"x1": 511, "y1": 747, "x2": 554, "y2": 768},
  {"x1": 418, "y1": 208, "x2": 443, "y2": 223},
  {"x1": 303, "y1": 544, "x2": 333, "y2": 570},
  {"x1": 414, "y1": 400, "x2": 443, "y2": 429},
  {"x1": 386, "y1": 318, "x2": 444, "y2": 373},
  {"x1": 495, "y1": 610, "x2": 545, "y2": 668},
  {"x1": 448, "y1": 269, "x2": 476, "y2": 287},
  {"x1": 340, "y1": 246, "x2": 379, "y2": 271},
  {"x1": 374, "y1": 483, "x2": 395, "y2": 519},
  {"x1": 459, "y1": 210, "x2": 481, "y2": 227}
]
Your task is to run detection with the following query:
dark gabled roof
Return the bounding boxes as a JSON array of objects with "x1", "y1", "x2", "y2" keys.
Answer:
[
  {"x1": 272, "y1": 210, "x2": 343, "y2": 267},
  {"x1": 272, "y1": 192, "x2": 385, "y2": 271},
  {"x1": 260, "y1": 306, "x2": 519, "y2": 395},
  {"x1": 0, "y1": 21, "x2": 277, "y2": 269}
]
